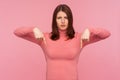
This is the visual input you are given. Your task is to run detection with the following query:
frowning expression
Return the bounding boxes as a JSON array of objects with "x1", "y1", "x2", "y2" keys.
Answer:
[{"x1": 56, "y1": 11, "x2": 68, "y2": 31}]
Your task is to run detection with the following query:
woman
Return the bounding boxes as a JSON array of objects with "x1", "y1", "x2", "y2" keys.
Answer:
[{"x1": 14, "y1": 4, "x2": 110, "y2": 80}]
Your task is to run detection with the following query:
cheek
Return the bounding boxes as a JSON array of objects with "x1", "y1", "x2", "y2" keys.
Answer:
[
  {"x1": 56, "y1": 20, "x2": 60, "y2": 25},
  {"x1": 66, "y1": 20, "x2": 68, "y2": 25}
]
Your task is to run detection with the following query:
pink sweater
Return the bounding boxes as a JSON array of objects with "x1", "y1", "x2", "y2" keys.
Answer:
[{"x1": 14, "y1": 27, "x2": 110, "y2": 80}]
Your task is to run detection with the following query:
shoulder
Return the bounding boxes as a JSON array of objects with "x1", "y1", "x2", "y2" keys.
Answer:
[
  {"x1": 43, "y1": 32, "x2": 50, "y2": 35},
  {"x1": 74, "y1": 32, "x2": 82, "y2": 38},
  {"x1": 43, "y1": 32, "x2": 51, "y2": 38}
]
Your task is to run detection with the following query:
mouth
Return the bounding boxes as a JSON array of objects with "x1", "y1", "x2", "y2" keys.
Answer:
[{"x1": 61, "y1": 25, "x2": 66, "y2": 27}]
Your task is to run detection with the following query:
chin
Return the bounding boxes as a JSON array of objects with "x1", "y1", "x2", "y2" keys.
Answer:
[
  {"x1": 59, "y1": 27, "x2": 68, "y2": 30},
  {"x1": 59, "y1": 28, "x2": 67, "y2": 31}
]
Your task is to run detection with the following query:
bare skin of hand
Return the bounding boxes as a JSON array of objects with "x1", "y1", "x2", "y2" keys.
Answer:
[
  {"x1": 33, "y1": 27, "x2": 46, "y2": 44},
  {"x1": 80, "y1": 28, "x2": 90, "y2": 48}
]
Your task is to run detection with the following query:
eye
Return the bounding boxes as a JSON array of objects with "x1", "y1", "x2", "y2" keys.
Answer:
[
  {"x1": 64, "y1": 16, "x2": 68, "y2": 19},
  {"x1": 57, "y1": 17, "x2": 62, "y2": 19}
]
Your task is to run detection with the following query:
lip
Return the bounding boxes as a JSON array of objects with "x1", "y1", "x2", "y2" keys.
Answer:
[{"x1": 61, "y1": 25, "x2": 65, "y2": 26}]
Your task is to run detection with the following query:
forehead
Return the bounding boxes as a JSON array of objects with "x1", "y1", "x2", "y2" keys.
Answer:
[{"x1": 57, "y1": 11, "x2": 67, "y2": 16}]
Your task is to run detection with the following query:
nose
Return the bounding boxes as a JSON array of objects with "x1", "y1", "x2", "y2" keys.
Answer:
[{"x1": 61, "y1": 18, "x2": 65, "y2": 23}]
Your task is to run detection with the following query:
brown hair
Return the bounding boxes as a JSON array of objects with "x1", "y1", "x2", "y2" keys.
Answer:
[{"x1": 50, "y1": 4, "x2": 75, "y2": 40}]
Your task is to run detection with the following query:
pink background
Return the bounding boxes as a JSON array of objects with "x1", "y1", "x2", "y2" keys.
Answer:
[{"x1": 0, "y1": 0, "x2": 119, "y2": 80}]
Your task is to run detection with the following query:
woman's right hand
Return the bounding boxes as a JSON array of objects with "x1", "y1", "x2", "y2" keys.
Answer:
[{"x1": 33, "y1": 27, "x2": 46, "y2": 44}]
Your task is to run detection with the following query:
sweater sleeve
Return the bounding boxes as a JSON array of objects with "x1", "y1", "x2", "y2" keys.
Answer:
[
  {"x1": 82, "y1": 27, "x2": 111, "y2": 47},
  {"x1": 14, "y1": 26, "x2": 43, "y2": 45}
]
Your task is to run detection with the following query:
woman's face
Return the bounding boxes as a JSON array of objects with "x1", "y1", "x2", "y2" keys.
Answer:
[{"x1": 56, "y1": 11, "x2": 68, "y2": 31}]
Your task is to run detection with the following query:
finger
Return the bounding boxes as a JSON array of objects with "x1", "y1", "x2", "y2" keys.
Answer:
[
  {"x1": 87, "y1": 34, "x2": 90, "y2": 41},
  {"x1": 36, "y1": 37, "x2": 42, "y2": 40},
  {"x1": 87, "y1": 29, "x2": 90, "y2": 41},
  {"x1": 43, "y1": 37, "x2": 46, "y2": 45},
  {"x1": 42, "y1": 33, "x2": 46, "y2": 44},
  {"x1": 87, "y1": 37, "x2": 90, "y2": 41},
  {"x1": 80, "y1": 39, "x2": 82, "y2": 48}
]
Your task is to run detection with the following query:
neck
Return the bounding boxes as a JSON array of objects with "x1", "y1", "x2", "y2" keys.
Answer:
[{"x1": 59, "y1": 29, "x2": 67, "y2": 38}]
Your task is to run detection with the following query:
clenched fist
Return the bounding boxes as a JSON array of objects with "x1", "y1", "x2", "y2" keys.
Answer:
[
  {"x1": 80, "y1": 28, "x2": 90, "y2": 48},
  {"x1": 33, "y1": 27, "x2": 46, "y2": 44}
]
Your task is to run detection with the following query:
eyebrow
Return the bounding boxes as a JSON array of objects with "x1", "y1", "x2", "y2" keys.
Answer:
[{"x1": 57, "y1": 15, "x2": 67, "y2": 17}]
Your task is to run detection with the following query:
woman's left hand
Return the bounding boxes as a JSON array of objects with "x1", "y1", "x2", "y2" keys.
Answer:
[{"x1": 80, "y1": 28, "x2": 90, "y2": 48}]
